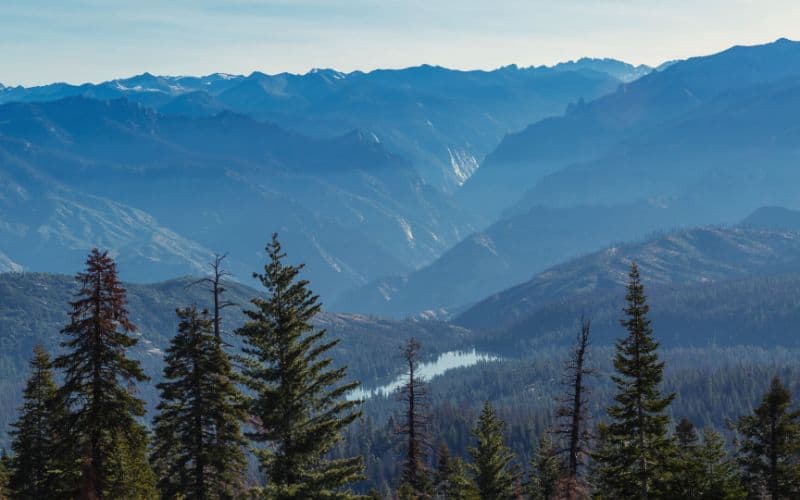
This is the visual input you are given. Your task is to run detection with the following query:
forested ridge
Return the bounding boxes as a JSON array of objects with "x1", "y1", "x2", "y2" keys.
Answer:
[{"x1": 2, "y1": 239, "x2": 800, "y2": 499}]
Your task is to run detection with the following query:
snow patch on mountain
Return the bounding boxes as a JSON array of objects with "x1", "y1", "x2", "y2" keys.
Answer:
[
  {"x1": 448, "y1": 148, "x2": 480, "y2": 185},
  {"x1": 0, "y1": 252, "x2": 22, "y2": 273}
]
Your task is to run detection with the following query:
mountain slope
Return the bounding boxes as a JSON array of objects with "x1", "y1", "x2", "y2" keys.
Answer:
[
  {"x1": 0, "y1": 97, "x2": 470, "y2": 297},
  {"x1": 456, "y1": 224, "x2": 800, "y2": 331},
  {"x1": 332, "y1": 200, "x2": 697, "y2": 317},
  {"x1": 461, "y1": 38, "x2": 800, "y2": 217}
]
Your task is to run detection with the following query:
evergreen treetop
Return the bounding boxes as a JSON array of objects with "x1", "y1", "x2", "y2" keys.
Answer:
[
  {"x1": 52, "y1": 248, "x2": 154, "y2": 498},
  {"x1": 9, "y1": 345, "x2": 64, "y2": 499},
  {"x1": 236, "y1": 233, "x2": 364, "y2": 499},
  {"x1": 469, "y1": 401, "x2": 519, "y2": 500},
  {"x1": 736, "y1": 376, "x2": 800, "y2": 499},
  {"x1": 592, "y1": 262, "x2": 676, "y2": 499},
  {"x1": 151, "y1": 305, "x2": 247, "y2": 499}
]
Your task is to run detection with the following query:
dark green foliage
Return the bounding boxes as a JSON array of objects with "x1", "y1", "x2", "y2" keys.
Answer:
[
  {"x1": 666, "y1": 417, "x2": 701, "y2": 498},
  {"x1": 694, "y1": 428, "x2": 746, "y2": 499},
  {"x1": 52, "y1": 249, "x2": 156, "y2": 498},
  {"x1": 151, "y1": 305, "x2": 247, "y2": 499},
  {"x1": 0, "y1": 450, "x2": 10, "y2": 500},
  {"x1": 434, "y1": 443, "x2": 478, "y2": 499},
  {"x1": 665, "y1": 417, "x2": 746, "y2": 499},
  {"x1": 8, "y1": 346, "x2": 64, "y2": 498},
  {"x1": 236, "y1": 234, "x2": 364, "y2": 498},
  {"x1": 735, "y1": 376, "x2": 800, "y2": 498},
  {"x1": 527, "y1": 433, "x2": 560, "y2": 500},
  {"x1": 592, "y1": 262, "x2": 676, "y2": 499},
  {"x1": 469, "y1": 401, "x2": 519, "y2": 499}
]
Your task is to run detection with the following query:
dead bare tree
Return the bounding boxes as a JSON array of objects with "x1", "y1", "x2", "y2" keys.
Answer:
[
  {"x1": 397, "y1": 337, "x2": 431, "y2": 495},
  {"x1": 554, "y1": 317, "x2": 595, "y2": 499},
  {"x1": 188, "y1": 253, "x2": 236, "y2": 344}
]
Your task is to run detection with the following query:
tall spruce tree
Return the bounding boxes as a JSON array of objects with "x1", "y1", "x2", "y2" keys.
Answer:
[
  {"x1": 434, "y1": 443, "x2": 478, "y2": 500},
  {"x1": 397, "y1": 337, "x2": 432, "y2": 496},
  {"x1": 527, "y1": 434, "x2": 561, "y2": 500},
  {"x1": 694, "y1": 429, "x2": 746, "y2": 499},
  {"x1": 469, "y1": 401, "x2": 519, "y2": 500},
  {"x1": 591, "y1": 262, "x2": 676, "y2": 499},
  {"x1": 236, "y1": 234, "x2": 364, "y2": 499},
  {"x1": 53, "y1": 248, "x2": 156, "y2": 499},
  {"x1": 8, "y1": 345, "x2": 64, "y2": 498},
  {"x1": 0, "y1": 451, "x2": 9, "y2": 500},
  {"x1": 666, "y1": 417, "x2": 701, "y2": 498},
  {"x1": 735, "y1": 376, "x2": 800, "y2": 499},
  {"x1": 151, "y1": 305, "x2": 247, "y2": 499}
]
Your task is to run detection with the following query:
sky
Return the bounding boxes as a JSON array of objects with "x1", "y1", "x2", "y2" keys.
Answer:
[{"x1": 1, "y1": 0, "x2": 799, "y2": 86}]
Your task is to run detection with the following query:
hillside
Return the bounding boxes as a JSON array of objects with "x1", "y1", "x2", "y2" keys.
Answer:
[
  {"x1": 455, "y1": 224, "x2": 800, "y2": 333},
  {"x1": 460, "y1": 38, "x2": 800, "y2": 217},
  {"x1": 0, "y1": 97, "x2": 473, "y2": 298},
  {"x1": 333, "y1": 201, "x2": 692, "y2": 316}
]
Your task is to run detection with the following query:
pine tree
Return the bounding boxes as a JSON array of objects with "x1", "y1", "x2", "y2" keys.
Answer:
[
  {"x1": 397, "y1": 337, "x2": 431, "y2": 496},
  {"x1": 554, "y1": 318, "x2": 594, "y2": 497},
  {"x1": 694, "y1": 429, "x2": 746, "y2": 499},
  {"x1": 667, "y1": 417, "x2": 701, "y2": 498},
  {"x1": 0, "y1": 450, "x2": 10, "y2": 500},
  {"x1": 236, "y1": 234, "x2": 364, "y2": 499},
  {"x1": 469, "y1": 401, "x2": 519, "y2": 500},
  {"x1": 151, "y1": 305, "x2": 247, "y2": 499},
  {"x1": 434, "y1": 443, "x2": 478, "y2": 500},
  {"x1": 735, "y1": 376, "x2": 800, "y2": 499},
  {"x1": 434, "y1": 442, "x2": 453, "y2": 497},
  {"x1": 52, "y1": 248, "x2": 155, "y2": 499},
  {"x1": 527, "y1": 434, "x2": 560, "y2": 500},
  {"x1": 591, "y1": 262, "x2": 676, "y2": 499},
  {"x1": 8, "y1": 345, "x2": 65, "y2": 498},
  {"x1": 663, "y1": 419, "x2": 745, "y2": 499}
]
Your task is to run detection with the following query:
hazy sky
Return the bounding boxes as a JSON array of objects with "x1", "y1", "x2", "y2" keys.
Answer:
[{"x1": 2, "y1": 0, "x2": 799, "y2": 86}]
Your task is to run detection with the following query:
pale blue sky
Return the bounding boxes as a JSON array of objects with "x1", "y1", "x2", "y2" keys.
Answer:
[{"x1": 1, "y1": 0, "x2": 798, "y2": 86}]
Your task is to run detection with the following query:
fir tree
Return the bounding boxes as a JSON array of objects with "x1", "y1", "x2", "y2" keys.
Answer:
[
  {"x1": 434, "y1": 442, "x2": 453, "y2": 497},
  {"x1": 694, "y1": 429, "x2": 746, "y2": 499},
  {"x1": 236, "y1": 234, "x2": 364, "y2": 499},
  {"x1": 151, "y1": 305, "x2": 247, "y2": 499},
  {"x1": 735, "y1": 376, "x2": 800, "y2": 499},
  {"x1": 591, "y1": 262, "x2": 676, "y2": 499},
  {"x1": 666, "y1": 418, "x2": 745, "y2": 499},
  {"x1": 469, "y1": 401, "x2": 519, "y2": 500},
  {"x1": 434, "y1": 443, "x2": 478, "y2": 500},
  {"x1": 8, "y1": 345, "x2": 64, "y2": 499},
  {"x1": 397, "y1": 337, "x2": 432, "y2": 496},
  {"x1": 53, "y1": 248, "x2": 155, "y2": 499},
  {"x1": 0, "y1": 450, "x2": 9, "y2": 500},
  {"x1": 667, "y1": 417, "x2": 701, "y2": 498},
  {"x1": 527, "y1": 434, "x2": 560, "y2": 500}
]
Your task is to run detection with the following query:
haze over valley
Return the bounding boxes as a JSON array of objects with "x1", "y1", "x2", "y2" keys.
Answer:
[{"x1": 4, "y1": 4, "x2": 800, "y2": 494}]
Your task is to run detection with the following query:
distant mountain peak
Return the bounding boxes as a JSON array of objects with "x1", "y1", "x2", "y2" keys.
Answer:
[{"x1": 307, "y1": 68, "x2": 347, "y2": 80}]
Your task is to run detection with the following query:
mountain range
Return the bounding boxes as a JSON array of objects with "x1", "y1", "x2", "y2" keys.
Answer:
[
  {"x1": 0, "y1": 60, "x2": 633, "y2": 192},
  {"x1": 0, "y1": 60, "x2": 646, "y2": 299},
  {"x1": 342, "y1": 38, "x2": 800, "y2": 316},
  {"x1": 3, "y1": 38, "x2": 800, "y2": 319}
]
